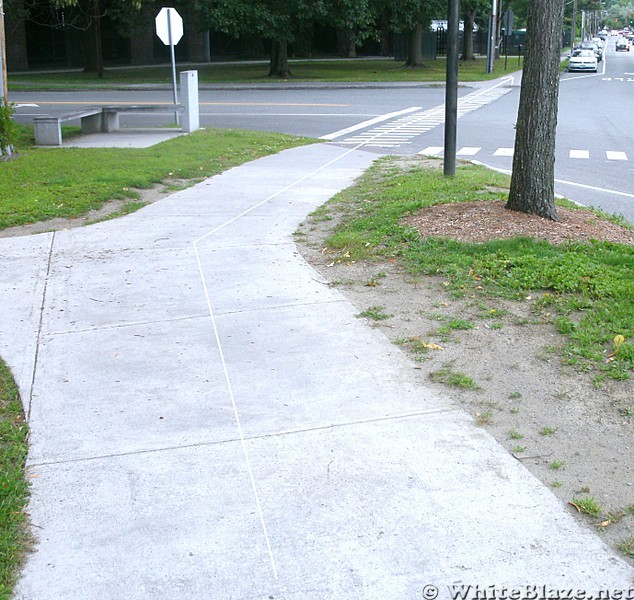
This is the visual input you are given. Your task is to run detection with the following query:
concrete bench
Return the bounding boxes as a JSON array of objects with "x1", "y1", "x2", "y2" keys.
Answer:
[
  {"x1": 33, "y1": 108, "x2": 103, "y2": 146},
  {"x1": 101, "y1": 104, "x2": 183, "y2": 132},
  {"x1": 34, "y1": 70, "x2": 200, "y2": 146}
]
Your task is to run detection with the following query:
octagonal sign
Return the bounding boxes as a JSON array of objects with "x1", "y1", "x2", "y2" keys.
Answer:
[{"x1": 155, "y1": 7, "x2": 183, "y2": 46}]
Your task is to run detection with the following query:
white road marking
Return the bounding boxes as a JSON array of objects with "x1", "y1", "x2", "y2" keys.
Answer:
[
  {"x1": 328, "y1": 76, "x2": 515, "y2": 147},
  {"x1": 320, "y1": 106, "x2": 421, "y2": 140},
  {"x1": 493, "y1": 147, "x2": 514, "y2": 157},
  {"x1": 570, "y1": 150, "x2": 590, "y2": 159},
  {"x1": 419, "y1": 146, "x2": 444, "y2": 156},
  {"x1": 606, "y1": 151, "x2": 628, "y2": 160},
  {"x1": 457, "y1": 147, "x2": 481, "y2": 156}
]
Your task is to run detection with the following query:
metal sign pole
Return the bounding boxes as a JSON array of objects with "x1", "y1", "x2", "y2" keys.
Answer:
[{"x1": 167, "y1": 8, "x2": 179, "y2": 126}]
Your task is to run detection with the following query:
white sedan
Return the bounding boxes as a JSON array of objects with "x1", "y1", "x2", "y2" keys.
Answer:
[{"x1": 568, "y1": 49, "x2": 598, "y2": 72}]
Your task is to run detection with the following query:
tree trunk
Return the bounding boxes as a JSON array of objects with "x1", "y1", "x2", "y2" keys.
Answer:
[
  {"x1": 506, "y1": 0, "x2": 563, "y2": 221},
  {"x1": 268, "y1": 38, "x2": 292, "y2": 78},
  {"x1": 460, "y1": 10, "x2": 477, "y2": 61},
  {"x1": 405, "y1": 23, "x2": 423, "y2": 67},
  {"x1": 82, "y1": 0, "x2": 104, "y2": 78},
  {"x1": 336, "y1": 29, "x2": 357, "y2": 58}
]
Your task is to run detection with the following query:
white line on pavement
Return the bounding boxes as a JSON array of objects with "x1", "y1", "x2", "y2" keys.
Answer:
[{"x1": 319, "y1": 106, "x2": 421, "y2": 140}]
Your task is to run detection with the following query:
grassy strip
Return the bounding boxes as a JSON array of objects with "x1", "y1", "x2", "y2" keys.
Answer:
[
  {"x1": 318, "y1": 158, "x2": 634, "y2": 382},
  {"x1": 0, "y1": 126, "x2": 314, "y2": 230},
  {"x1": 0, "y1": 360, "x2": 30, "y2": 599},
  {"x1": 8, "y1": 57, "x2": 522, "y2": 89}
]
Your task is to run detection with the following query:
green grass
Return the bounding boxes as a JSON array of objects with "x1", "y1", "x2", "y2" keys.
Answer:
[
  {"x1": 618, "y1": 537, "x2": 634, "y2": 558},
  {"x1": 0, "y1": 125, "x2": 313, "y2": 230},
  {"x1": 318, "y1": 158, "x2": 634, "y2": 381},
  {"x1": 571, "y1": 496, "x2": 602, "y2": 518},
  {"x1": 0, "y1": 360, "x2": 30, "y2": 598},
  {"x1": 8, "y1": 57, "x2": 521, "y2": 90},
  {"x1": 357, "y1": 305, "x2": 392, "y2": 321},
  {"x1": 429, "y1": 366, "x2": 480, "y2": 390}
]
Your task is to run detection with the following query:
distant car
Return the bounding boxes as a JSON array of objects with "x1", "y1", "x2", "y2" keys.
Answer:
[
  {"x1": 579, "y1": 41, "x2": 603, "y2": 61},
  {"x1": 616, "y1": 38, "x2": 630, "y2": 51},
  {"x1": 568, "y1": 49, "x2": 598, "y2": 72}
]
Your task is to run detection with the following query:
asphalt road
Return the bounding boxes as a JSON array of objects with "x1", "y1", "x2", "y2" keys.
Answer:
[{"x1": 10, "y1": 43, "x2": 634, "y2": 223}]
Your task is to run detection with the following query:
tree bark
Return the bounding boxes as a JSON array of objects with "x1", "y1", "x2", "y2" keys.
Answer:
[
  {"x1": 268, "y1": 38, "x2": 292, "y2": 78},
  {"x1": 460, "y1": 10, "x2": 477, "y2": 61},
  {"x1": 506, "y1": 0, "x2": 563, "y2": 221},
  {"x1": 405, "y1": 23, "x2": 423, "y2": 67}
]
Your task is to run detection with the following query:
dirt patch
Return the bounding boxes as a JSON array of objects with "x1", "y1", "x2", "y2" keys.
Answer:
[{"x1": 296, "y1": 160, "x2": 633, "y2": 565}]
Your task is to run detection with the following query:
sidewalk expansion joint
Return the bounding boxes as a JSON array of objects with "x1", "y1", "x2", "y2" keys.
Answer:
[{"x1": 28, "y1": 405, "x2": 462, "y2": 468}]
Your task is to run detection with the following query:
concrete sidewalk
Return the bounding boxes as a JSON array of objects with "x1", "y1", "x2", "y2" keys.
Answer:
[{"x1": 1, "y1": 143, "x2": 632, "y2": 599}]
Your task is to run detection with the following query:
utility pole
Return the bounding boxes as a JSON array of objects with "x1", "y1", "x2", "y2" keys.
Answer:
[
  {"x1": 444, "y1": 0, "x2": 459, "y2": 177},
  {"x1": 0, "y1": 0, "x2": 8, "y2": 101},
  {"x1": 572, "y1": 0, "x2": 578, "y2": 47},
  {"x1": 486, "y1": 0, "x2": 498, "y2": 73}
]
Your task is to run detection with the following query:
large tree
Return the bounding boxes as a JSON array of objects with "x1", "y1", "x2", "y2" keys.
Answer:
[
  {"x1": 323, "y1": 0, "x2": 376, "y2": 58},
  {"x1": 460, "y1": 0, "x2": 489, "y2": 61},
  {"x1": 195, "y1": 0, "x2": 326, "y2": 77},
  {"x1": 13, "y1": 0, "x2": 150, "y2": 76},
  {"x1": 391, "y1": 0, "x2": 443, "y2": 67},
  {"x1": 506, "y1": 0, "x2": 564, "y2": 221}
]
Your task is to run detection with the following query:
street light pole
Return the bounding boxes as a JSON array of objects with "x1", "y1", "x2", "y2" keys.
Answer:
[
  {"x1": 0, "y1": 0, "x2": 8, "y2": 101},
  {"x1": 444, "y1": 0, "x2": 459, "y2": 177},
  {"x1": 486, "y1": 0, "x2": 498, "y2": 73},
  {"x1": 572, "y1": 0, "x2": 578, "y2": 48}
]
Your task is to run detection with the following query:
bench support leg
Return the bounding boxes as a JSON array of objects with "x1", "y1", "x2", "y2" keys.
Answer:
[
  {"x1": 81, "y1": 113, "x2": 103, "y2": 134},
  {"x1": 34, "y1": 119, "x2": 62, "y2": 146},
  {"x1": 102, "y1": 111, "x2": 120, "y2": 132}
]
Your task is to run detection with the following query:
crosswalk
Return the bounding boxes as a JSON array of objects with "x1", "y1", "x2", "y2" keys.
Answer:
[
  {"x1": 332, "y1": 77, "x2": 515, "y2": 148},
  {"x1": 419, "y1": 146, "x2": 630, "y2": 161}
]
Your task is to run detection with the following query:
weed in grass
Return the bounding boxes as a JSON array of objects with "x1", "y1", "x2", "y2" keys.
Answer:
[
  {"x1": 549, "y1": 460, "x2": 565, "y2": 470},
  {"x1": 475, "y1": 411, "x2": 493, "y2": 426},
  {"x1": 540, "y1": 426, "x2": 558, "y2": 436},
  {"x1": 488, "y1": 322, "x2": 504, "y2": 330},
  {"x1": 429, "y1": 367, "x2": 480, "y2": 390},
  {"x1": 509, "y1": 391, "x2": 522, "y2": 400},
  {"x1": 512, "y1": 445, "x2": 527, "y2": 453},
  {"x1": 571, "y1": 496, "x2": 602, "y2": 518},
  {"x1": 626, "y1": 505, "x2": 634, "y2": 516},
  {"x1": 357, "y1": 306, "x2": 391, "y2": 321},
  {"x1": 618, "y1": 537, "x2": 634, "y2": 558},
  {"x1": 447, "y1": 318, "x2": 474, "y2": 330},
  {"x1": 508, "y1": 429, "x2": 524, "y2": 440},
  {"x1": 366, "y1": 272, "x2": 386, "y2": 287},
  {"x1": 510, "y1": 407, "x2": 520, "y2": 414},
  {"x1": 551, "y1": 481, "x2": 562, "y2": 488}
]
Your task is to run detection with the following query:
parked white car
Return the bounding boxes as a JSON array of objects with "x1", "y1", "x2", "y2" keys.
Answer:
[{"x1": 568, "y1": 49, "x2": 598, "y2": 72}]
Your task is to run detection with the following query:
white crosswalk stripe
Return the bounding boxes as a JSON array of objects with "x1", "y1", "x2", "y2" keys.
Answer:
[
  {"x1": 421, "y1": 147, "x2": 630, "y2": 160},
  {"x1": 332, "y1": 79, "x2": 515, "y2": 148},
  {"x1": 420, "y1": 146, "x2": 444, "y2": 156},
  {"x1": 457, "y1": 147, "x2": 481, "y2": 156},
  {"x1": 606, "y1": 151, "x2": 628, "y2": 161}
]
